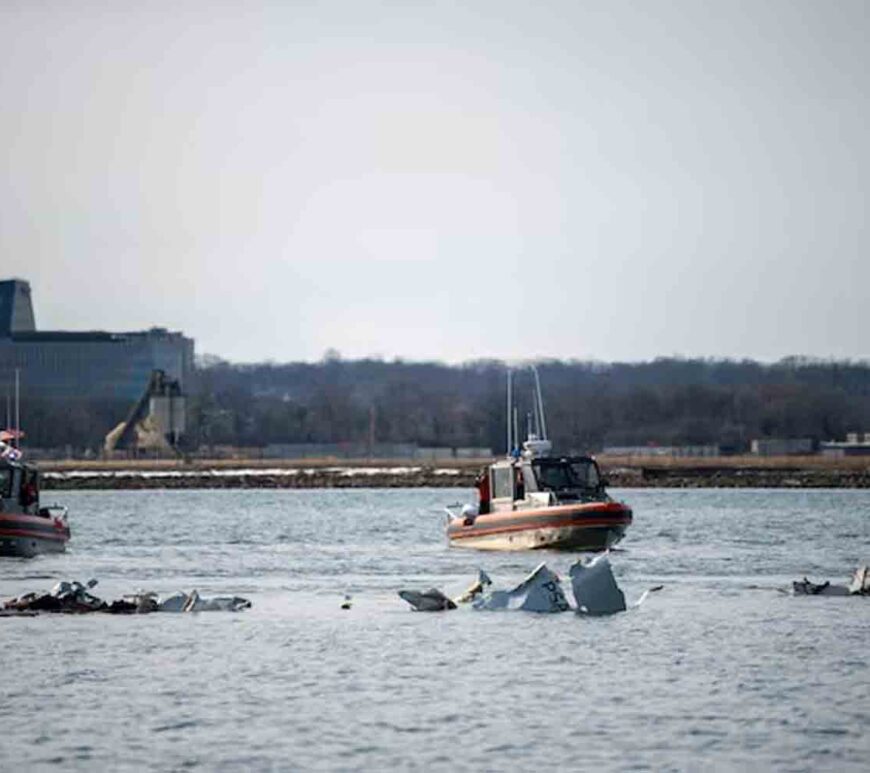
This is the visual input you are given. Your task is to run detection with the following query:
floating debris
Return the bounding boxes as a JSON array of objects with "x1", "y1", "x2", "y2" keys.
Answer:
[
  {"x1": 793, "y1": 566, "x2": 870, "y2": 596},
  {"x1": 160, "y1": 589, "x2": 251, "y2": 613},
  {"x1": 454, "y1": 569, "x2": 492, "y2": 604},
  {"x1": 2, "y1": 580, "x2": 252, "y2": 615},
  {"x1": 398, "y1": 568, "x2": 491, "y2": 611},
  {"x1": 792, "y1": 578, "x2": 845, "y2": 596},
  {"x1": 569, "y1": 554, "x2": 626, "y2": 615},
  {"x1": 849, "y1": 566, "x2": 870, "y2": 595},
  {"x1": 398, "y1": 557, "x2": 660, "y2": 615},
  {"x1": 473, "y1": 563, "x2": 571, "y2": 613},
  {"x1": 341, "y1": 594, "x2": 352, "y2": 610},
  {"x1": 398, "y1": 589, "x2": 457, "y2": 612},
  {"x1": 3, "y1": 579, "x2": 104, "y2": 614}
]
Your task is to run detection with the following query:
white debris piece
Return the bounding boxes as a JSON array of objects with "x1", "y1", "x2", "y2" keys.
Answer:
[
  {"x1": 152, "y1": 590, "x2": 251, "y2": 612},
  {"x1": 473, "y1": 563, "x2": 571, "y2": 613},
  {"x1": 454, "y1": 569, "x2": 492, "y2": 604},
  {"x1": 157, "y1": 592, "x2": 190, "y2": 612},
  {"x1": 848, "y1": 566, "x2": 870, "y2": 595},
  {"x1": 194, "y1": 595, "x2": 251, "y2": 612},
  {"x1": 48, "y1": 579, "x2": 104, "y2": 611},
  {"x1": 569, "y1": 553, "x2": 627, "y2": 615}
]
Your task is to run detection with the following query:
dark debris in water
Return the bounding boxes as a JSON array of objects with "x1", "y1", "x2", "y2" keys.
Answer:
[{"x1": 1, "y1": 579, "x2": 252, "y2": 616}]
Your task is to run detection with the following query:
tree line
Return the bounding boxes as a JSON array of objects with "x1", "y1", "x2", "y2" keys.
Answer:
[{"x1": 16, "y1": 356, "x2": 870, "y2": 454}]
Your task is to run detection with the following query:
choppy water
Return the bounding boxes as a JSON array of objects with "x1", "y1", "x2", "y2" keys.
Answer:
[{"x1": 1, "y1": 488, "x2": 869, "y2": 771}]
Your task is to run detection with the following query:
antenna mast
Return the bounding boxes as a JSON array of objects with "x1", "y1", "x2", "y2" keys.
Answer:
[
  {"x1": 506, "y1": 367, "x2": 513, "y2": 454},
  {"x1": 530, "y1": 365, "x2": 548, "y2": 441},
  {"x1": 14, "y1": 368, "x2": 20, "y2": 449}
]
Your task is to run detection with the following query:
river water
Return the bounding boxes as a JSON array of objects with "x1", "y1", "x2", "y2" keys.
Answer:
[{"x1": 1, "y1": 488, "x2": 869, "y2": 771}]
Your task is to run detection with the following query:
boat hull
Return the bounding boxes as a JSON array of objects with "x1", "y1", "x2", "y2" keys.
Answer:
[
  {"x1": 447, "y1": 501, "x2": 631, "y2": 552},
  {"x1": 0, "y1": 513, "x2": 70, "y2": 558}
]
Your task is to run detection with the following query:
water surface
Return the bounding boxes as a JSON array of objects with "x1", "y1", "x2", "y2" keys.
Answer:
[{"x1": 2, "y1": 488, "x2": 869, "y2": 771}]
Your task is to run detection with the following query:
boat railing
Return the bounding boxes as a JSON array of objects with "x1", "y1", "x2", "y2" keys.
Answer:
[{"x1": 39, "y1": 504, "x2": 69, "y2": 522}]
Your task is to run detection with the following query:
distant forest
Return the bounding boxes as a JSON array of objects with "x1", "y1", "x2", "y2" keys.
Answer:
[{"x1": 19, "y1": 356, "x2": 870, "y2": 454}]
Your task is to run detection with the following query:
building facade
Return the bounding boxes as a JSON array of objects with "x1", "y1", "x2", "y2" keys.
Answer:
[
  {"x1": 820, "y1": 433, "x2": 870, "y2": 458},
  {"x1": 0, "y1": 279, "x2": 194, "y2": 400},
  {"x1": 750, "y1": 438, "x2": 814, "y2": 456}
]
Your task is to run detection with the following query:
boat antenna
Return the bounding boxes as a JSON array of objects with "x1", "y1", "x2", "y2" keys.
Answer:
[
  {"x1": 506, "y1": 367, "x2": 513, "y2": 454},
  {"x1": 513, "y1": 407, "x2": 519, "y2": 455},
  {"x1": 14, "y1": 368, "x2": 20, "y2": 450},
  {"x1": 530, "y1": 365, "x2": 548, "y2": 441}
]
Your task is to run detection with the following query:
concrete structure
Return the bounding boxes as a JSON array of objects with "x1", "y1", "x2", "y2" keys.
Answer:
[
  {"x1": 750, "y1": 438, "x2": 814, "y2": 456},
  {"x1": 0, "y1": 279, "x2": 194, "y2": 400},
  {"x1": 0, "y1": 279, "x2": 36, "y2": 335},
  {"x1": 105, "y1": 370, "x2": 187, "y2": 454}
]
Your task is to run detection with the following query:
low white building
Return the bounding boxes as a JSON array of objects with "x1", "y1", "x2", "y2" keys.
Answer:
[{"x1": 750, "y1": 438, "x2": 814, "y2": 456}]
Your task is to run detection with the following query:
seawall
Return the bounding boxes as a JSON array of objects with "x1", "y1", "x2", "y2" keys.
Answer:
[{"x1": 36, "y1": 458, "x2": 870, "y2": 490}]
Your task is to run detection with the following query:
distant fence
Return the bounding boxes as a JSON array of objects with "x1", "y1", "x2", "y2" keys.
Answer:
[
  {"x1": 603, "y1": 445, "x2": 721, "y2": 458},
  {"x1": 258, "y1": 443, "x2": 493, "y2": 461}
]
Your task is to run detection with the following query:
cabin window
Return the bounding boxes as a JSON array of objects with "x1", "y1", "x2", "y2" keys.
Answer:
[
  {"x1": 534, "y1": 463, "x2": 572, "y2": 490},
  {"x1": 491, "y1": 467, "x2": 512, "y2": 499},
  {"x1": 570, "y1": 461, "x2": 600, "y2": 489},
  {"x1": 533, "y1": 459, "x2": 600, "y2": 491}
]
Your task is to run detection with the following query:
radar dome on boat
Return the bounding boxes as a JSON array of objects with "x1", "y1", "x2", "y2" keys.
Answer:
[{"x1": 522, "y1": 437, "x2": 552, "y2": 458}]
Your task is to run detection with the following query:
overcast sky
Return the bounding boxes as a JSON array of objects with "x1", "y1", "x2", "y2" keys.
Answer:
[{"x1": 1, "y1": 1, "x2": 866, "y2": 364}]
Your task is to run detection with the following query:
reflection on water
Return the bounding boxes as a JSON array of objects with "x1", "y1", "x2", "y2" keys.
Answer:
[{"x1": 2, "y1": 488, "x2": 869, "y2": 770}]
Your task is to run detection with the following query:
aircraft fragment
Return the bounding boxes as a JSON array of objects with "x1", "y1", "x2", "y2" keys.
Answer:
[
  {"x1": 398, "y1": 558, "x2": 657, "y2": 615},
  {"x1": 397, "y1": 588, "x2": 457, "y2": 611},
  {"x1": 473, "y1": 563, "x2": 571, "y2": 613},
  {"x1": 569, "y1": 553, "x2": 627, "y2": 615},
  {"x1": 848, "y1": 566, "x2": 870, "y2": 595},
  {"x1": 454, "y1": 569, "x2": 492, "y2": 603}
]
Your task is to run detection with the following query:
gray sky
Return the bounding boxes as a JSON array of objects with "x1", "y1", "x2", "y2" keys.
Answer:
[{"x1": 1, "y1": 1, "x2": 867, "y2": 363}]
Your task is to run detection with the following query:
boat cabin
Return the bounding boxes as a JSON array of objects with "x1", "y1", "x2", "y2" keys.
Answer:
[
  {"x1": 481, "y1": 455, "x2": 606, "y2": 513},
  {"x1": 0, "y1": 458, "x2": 40, "y2": 515}
]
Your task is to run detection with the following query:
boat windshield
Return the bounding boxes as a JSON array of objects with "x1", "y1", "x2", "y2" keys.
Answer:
[{"x1": 533, "y1": 459, "x2": 600, "y2": 491}]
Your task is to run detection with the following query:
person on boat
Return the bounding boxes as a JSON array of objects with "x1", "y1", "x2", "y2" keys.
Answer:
[
  {"x1": 514, "y1": 465, "x2": 525, "y2": 501},
  {"x1": 475, "y1": 469, "x2": 491, "y2": 515},
  {"x1": 21, "y1": 472, "x2": 38, "y2": 513}
]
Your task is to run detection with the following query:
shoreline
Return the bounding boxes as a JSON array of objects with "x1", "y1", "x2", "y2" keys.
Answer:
[{"x1": 35, "y1": 456, "x2": 870, "y2": 490}]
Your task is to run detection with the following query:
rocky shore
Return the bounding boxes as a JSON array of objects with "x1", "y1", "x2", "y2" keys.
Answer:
[
  {"x1": 37, "y1": 460, "x2": 870, "y2": 490},
  {"x1": 605, "y1": 466, "x2": 870, "y2": 489},
  {"x1": 40, "y1": 466, "x2": 477, "y2": 490}
]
